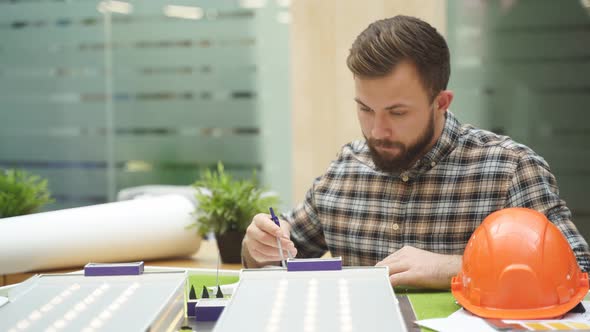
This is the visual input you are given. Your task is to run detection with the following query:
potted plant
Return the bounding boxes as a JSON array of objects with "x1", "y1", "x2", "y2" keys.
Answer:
[
  {"x1": 192, "y1": 162, "x2": 280, "y2": 263},
  {"x1": 0, "y1": 169, "x2": 54, "y2": 218}
]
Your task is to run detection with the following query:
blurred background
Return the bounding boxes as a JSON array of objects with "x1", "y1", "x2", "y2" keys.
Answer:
[{"x1": 0, "y1": 0, "x2": 588, "y2": 236}]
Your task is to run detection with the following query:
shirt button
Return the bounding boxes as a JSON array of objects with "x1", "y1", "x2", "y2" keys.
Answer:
[
  {"x1": 392, "y1": 223, "x2": 400, "y2": 231},
  {"x1": 401, "y1": 174, "x2": 409, "y2": 182},
  {"x1": 430, "y1": 161, "x2": 436, "y2": 167}
]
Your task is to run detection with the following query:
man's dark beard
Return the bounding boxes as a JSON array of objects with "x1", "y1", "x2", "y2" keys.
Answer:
[{"x1": 366, "y1": 112, "x2": 435, "y2": 173}]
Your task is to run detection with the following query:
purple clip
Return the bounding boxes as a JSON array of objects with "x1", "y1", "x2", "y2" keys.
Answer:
[
  {"x1": 195, "y1": 299, "x2": 228, "y2": 321},
  {"x1": 286, "y1": 257, "x2": 342, "y2": 272},
  {"x1": 186, "y1": 299, "x2": 198, "y2": 317},
  {"x1": 84, "y1": 261, "x2": 144, "y2": 276}
]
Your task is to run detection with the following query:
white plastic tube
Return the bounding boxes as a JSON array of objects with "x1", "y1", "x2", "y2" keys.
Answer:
[{"x1": 0, "y1": 195, "x2": 201, "y2": 274}]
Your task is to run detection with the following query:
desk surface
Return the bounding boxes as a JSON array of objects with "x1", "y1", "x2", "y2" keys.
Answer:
[{"x1": 1, "y1": 239, "x2": 242, "y2": 286}]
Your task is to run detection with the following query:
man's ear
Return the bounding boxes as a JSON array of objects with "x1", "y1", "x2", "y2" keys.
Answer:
[{"x1": 436, "y1": 90, "x2": 454, "y2": 112}]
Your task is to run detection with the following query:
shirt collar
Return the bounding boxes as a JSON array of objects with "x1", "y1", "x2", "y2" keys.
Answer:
[{"x1": 415, "y1": 110, "x2": 461, "y2": 172}]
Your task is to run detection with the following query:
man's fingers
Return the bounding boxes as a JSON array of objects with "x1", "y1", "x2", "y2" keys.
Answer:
[
  {"x1": 250, "y1": 248, "x2": 280, "y2": 263},
  {"x1": 376, "y1": 261, "x2": 409, "y2": 276},
  {"x1": 251, "y1": 243, "x2": 296, "y2": 262},
  {"x1": 251, "y1": 213, "x2": 296, "y2": 248},
  {"x1": 376, "y1": 254, "x2": 403, "y2": 269},
  {"x1": 245, "y1": 213, "x2": 297, "y2": 263},
  {"x1": 253, "y1": 242, "x2": 283, "y2": 259},
  {"x1": 279, "y1": 226, "x2": 291, "y2": 240},
  {"x1": 389, "y1": 270, "x2": 413, "y2": 287},
  {"x1": 248, "y1": 224, "x2": 281, "y2": 247},
  {"x1": 253, "y1": 213, "x2": 282, "y2": 236},
  {"x1": 377, "y1": 251, "x2": 404, "y2": 266},
  {"x1": 248, "y1": 224, "x2": 296, "y2": 251},
  {"x1": 282, "y1": 243, "x2": 297, "y2": 257}
]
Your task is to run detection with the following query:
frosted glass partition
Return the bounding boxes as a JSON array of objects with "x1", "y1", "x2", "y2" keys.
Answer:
[
  {"x1": 447, "y1": 0, "x2": 590, "y2": 238},
  {"x1": 0, "y1": 0, "x2": 291, "y2": 211}
]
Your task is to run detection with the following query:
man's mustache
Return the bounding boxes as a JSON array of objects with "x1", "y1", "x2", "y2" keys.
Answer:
[{"x1": 369, "y1": 139, "x2": 404, "y2": 149}]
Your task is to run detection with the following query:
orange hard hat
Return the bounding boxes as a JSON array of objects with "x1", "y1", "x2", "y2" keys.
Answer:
[{"x1": 451, "y1": 207, "x2": 588, "y2": 320}]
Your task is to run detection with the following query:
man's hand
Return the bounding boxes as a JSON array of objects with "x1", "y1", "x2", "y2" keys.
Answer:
[
  {"x1": 242, "y1": 213, "x2": 298, "y2": 268},
  {"x1": 376, "y1": 246, "x2": 462, "y2": 289}
]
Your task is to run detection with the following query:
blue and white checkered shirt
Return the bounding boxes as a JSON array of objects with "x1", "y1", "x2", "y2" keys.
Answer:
[{"x1": 284, "y1": 111, "x2": 590, "y2": 271}]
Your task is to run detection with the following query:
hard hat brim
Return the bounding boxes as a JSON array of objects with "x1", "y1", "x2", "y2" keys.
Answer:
[{"x1": 452, "y1": 275, "x2": 589, "y2": 320}]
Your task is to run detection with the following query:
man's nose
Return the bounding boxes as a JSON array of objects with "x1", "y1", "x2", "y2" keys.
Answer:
[{"x1": 371, "y1": 111, "x2": 392, "y2": 140}]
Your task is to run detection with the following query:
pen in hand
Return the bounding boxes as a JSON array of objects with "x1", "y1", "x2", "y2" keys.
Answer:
[{"x1": 269, "y1": 208, "x2": 293, "y2": 267}]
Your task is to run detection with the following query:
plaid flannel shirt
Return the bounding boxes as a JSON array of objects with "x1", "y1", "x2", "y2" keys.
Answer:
[{"x1": 283, "y1": 111, "x2": 590, "y2": 271}]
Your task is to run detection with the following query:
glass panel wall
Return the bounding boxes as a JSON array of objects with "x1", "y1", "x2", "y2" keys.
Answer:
[
  {"x1": 0, "y1": 0, "x2": 292, "y2": 210},
  {"x1": 447, "y1": 0, "x2": 590, "y2": 238}
]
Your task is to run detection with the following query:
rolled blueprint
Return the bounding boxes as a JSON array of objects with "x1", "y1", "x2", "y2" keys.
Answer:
[{"x1": 0, "y1": 195, "x2": 201, "y2": 275}]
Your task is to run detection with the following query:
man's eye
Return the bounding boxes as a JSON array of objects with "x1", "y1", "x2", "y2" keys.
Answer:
[{"x1": 360, "y1": 107, "x2": 371, "y2": 112}]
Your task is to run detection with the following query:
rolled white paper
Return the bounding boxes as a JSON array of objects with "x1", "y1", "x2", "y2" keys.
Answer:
[{"x1": 0, "y1": 195, "x2": 201, "y2": 275}]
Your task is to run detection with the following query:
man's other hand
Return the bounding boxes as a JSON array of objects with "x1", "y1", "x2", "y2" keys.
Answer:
[{"x1": 376, "y1": 246, "x2": 462, "y2": 289}]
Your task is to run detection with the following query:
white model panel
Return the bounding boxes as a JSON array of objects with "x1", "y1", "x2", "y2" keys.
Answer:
[
  {"x1": 0, "y1": 271, "x2": 186, "y2": 332},
  {"x1": 213, "y1": 267, "x2": 407, "y2": 332}
]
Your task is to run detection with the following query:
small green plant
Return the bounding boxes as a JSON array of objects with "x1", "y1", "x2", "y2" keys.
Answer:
[
  {"x1": 0, "y1": 169, "x2": 54, "y2": 218},
  {"x1": 192, "y1": 162, "x2": 280, "y2": 236}
]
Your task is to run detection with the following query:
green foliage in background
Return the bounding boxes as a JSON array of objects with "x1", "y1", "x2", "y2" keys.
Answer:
[
  {"x1": 192, "y1": 162, "x2": 280, "y2": 236},
  {"x1": 0, "y1": 169, "x2": 53, "y2": 218}
]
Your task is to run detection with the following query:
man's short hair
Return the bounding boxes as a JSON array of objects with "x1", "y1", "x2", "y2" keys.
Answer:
[{"x1": 347, "y1": 15, "x2": 450, "y2": 102}]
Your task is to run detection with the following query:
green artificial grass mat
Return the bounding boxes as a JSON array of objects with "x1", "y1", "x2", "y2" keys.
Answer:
[
  {"x1": 406, "y1": 291, "x2": 459, "y2": 320},
  {"x1": 188, "y1": 275, "x2": 240, "y2": 299}
]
